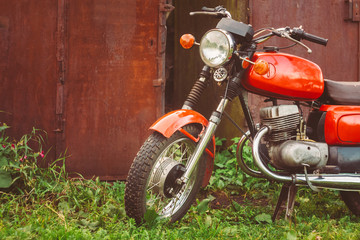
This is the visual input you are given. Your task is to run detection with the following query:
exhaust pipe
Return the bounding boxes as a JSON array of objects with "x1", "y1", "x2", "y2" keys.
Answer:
[{"x1": 253, "y1": 127, "x2": 360, "y2": 191}]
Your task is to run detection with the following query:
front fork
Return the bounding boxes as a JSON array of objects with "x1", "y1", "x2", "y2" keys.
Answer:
[
  {"x1": 179, "y1": 63, "x2": 250, "y2": 184},
  {"x1": 181, "y1": 98, "x2": 229, "y2": 182}
]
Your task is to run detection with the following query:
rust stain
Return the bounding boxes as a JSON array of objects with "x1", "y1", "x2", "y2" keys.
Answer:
[
  {"x1": 0, "y1": 0, "x2": 166, "y2": 180},
  {"x1": 250, "y1": 0, "x2": 358, "y2": 82},
  {"x1": 249, "y1": 0, "x2": 359, "y2": 123},
  {"x1": 0, "y1": 1, "x2": 58, "y2": 151},
  {"x1": 63, "y1": 0, "x2": 163, "y2": 179}
]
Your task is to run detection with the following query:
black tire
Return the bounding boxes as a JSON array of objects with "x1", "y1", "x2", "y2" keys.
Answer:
[
  {"x1": 340, "y1": 191, "x2": 360, "y2": 215},
  {"x1": 125, "y1": 124, "x2": 206, "y2": 224}
]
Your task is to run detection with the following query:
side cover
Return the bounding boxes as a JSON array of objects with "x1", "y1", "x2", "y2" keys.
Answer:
[
  {"x1": 320, "y1": 105, "x2": 360, "y2": 145},
  {"x1": 150, "y1": 109, "x2": 215, "y2": 187}
]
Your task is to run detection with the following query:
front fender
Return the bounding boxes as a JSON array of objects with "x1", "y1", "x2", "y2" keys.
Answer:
[
  {"x1": 150, "y1": 109, "x2": 209, "y2": 138},
  {"x1": 150, "y1": 109, "x2": 215, "y2": 187}
]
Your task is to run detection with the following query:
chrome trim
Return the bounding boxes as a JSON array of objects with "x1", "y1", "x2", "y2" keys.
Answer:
[
  {"x1": 181, "y1": 105, "x2": 192, "y2": 110},
  {"x1": 199, "y1": 29, "x2": 235, "y2": 68},
  {"x1": 252, "y1": 126, "x2": 360, "y2": 191},
  {"x1": 236, "y1": 131, "x2": 263, "y2": 178},
  {"x1": 294, "y1": 174, "x2": 360, "y2": 191},
  {"x1": 253, "y1": 127, "x2": 291, "y2": 183},
  {"x1": 182, "y1": 99, "x2": 229, "y2": 181}
]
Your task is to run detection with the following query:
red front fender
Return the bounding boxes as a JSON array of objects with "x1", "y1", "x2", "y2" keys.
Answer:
[{"x1": 150, "y1": 109, "x2": 215, "y2": 187}]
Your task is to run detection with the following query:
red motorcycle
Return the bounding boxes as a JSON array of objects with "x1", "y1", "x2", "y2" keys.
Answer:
[{"x1": 125, "y1": 6, "x2": 360, "y2": 223}]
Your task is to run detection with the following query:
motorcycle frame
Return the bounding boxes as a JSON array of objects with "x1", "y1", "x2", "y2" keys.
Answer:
[
  {"x1": 124, "y1": 7, "x2": 360, "y2": 224},
  {"x1": 151, "y1": 39, "x2": 360, "y2": 192}
]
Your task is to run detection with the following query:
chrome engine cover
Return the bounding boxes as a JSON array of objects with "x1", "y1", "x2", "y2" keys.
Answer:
[
  {"x1": 260, "y1": 105, "x2": 329, "y2": 170},
  {"x1": 269, "y1": 140, "x2": 329, "y2": 169}
]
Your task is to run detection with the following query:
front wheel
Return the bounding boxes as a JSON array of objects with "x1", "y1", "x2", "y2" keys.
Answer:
[{"x1": 125, "y1": 124, "x2": 206, "y2": 224}]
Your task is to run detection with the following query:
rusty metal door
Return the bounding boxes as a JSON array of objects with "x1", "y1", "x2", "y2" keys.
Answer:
[
  {"x1": 248, "y1": 0, "x2": 360, "y2": 120},
  {"x1": 0, "y1": 0, "x2": 167, "y2": 180},
  {"x1": 250, "y1": 0, "x2": 359, "y2": 82},
  {"x1": 0, "y1": 1, "x2": 58, "y2": 148},
  {"x1": 59, "y1": 0, "x2": 166, "y2": 180}
]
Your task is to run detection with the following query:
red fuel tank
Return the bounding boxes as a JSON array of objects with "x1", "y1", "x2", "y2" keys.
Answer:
[{"x1": 242, "y1": 52, "x2": 324, "y2": 101}]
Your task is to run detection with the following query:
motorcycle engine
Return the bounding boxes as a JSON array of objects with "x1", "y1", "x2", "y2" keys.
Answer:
[{"x1": 260, "y1": 105, "x2": 328, "y2": 170}]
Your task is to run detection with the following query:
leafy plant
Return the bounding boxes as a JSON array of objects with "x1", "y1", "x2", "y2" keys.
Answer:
[
  {"x1": 207, "y1": 137, "x2": 243, "y2": 190},
  {"x1": 0, "y1": 125, "x2": 358, "y2": 239},
  {"x1": 207, "y1": 137, "x2": 281, "y2": 200},
  {"x1": 0, "y1": 123, "x2": 47, "y2": 188}
]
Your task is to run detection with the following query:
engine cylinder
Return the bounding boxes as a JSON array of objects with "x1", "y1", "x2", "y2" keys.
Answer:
[
  {"x1": 260, "y1": 105, "x2": 329, "y2": 170},
  {"x1": 260, "y1": 105, "x2": 300, "y2": 142}
]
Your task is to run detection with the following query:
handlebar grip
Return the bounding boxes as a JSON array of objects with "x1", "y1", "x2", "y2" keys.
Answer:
[{"x1": 302, "y1": 32, "x2": 328, "y2": 46}]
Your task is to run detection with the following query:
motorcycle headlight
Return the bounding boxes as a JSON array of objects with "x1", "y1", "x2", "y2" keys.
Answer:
[{"x1": 199, "y1": 29, "x2": 235, "y2": 68}]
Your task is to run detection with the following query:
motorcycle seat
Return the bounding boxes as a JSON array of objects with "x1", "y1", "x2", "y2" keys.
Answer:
[{"x1": 324, "y1": 79, "x2": 360, "y2": 105}]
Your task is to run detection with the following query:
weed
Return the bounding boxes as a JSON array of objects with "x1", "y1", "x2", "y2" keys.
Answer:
[
  {"x1": 0, "y1": 129, "x2": 359, "y2": 239},
  {"x1": 207, "y1": 137, "x2": 280, "y2": 199},
  {"x1": 0, "y1": 124, "x2": 53, "y2": 193}
]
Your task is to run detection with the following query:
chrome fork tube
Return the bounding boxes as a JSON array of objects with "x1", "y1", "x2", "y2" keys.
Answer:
[{"x1": 182, "y1": 98, "x2": 229, "y2": 181}]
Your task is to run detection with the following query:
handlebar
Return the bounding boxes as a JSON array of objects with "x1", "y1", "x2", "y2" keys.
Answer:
[
  {"x1": 189, "y1": 6, "x2": 328, "y2": 51},
  {"x1": 190, "y1": 6, "x2": 232, "y2": 18},
  {"x1": 254, "y1": 26, "x2": 328, "y2": 52},
  {"x1": 291, "y1": 27, "x2": 328, "y2": 46}
]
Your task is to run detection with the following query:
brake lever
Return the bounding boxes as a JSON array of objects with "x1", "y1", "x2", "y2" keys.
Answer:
[
  {"x1": 283, "y1": 32, "x2": 312, "y2": 54},
  {"x1": 274, "y1": 29, "x2": 312, "y2": 54},
  {"x1": 189, "y1": 11, "x2": 222, "y2": 16},
  {"x1": 189, "y1": 9, "x2": 231, "y2": 18}
]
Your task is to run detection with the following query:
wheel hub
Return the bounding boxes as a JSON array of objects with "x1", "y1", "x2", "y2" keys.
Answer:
[{"x1": 150, "y1": 157, "x2": 186, "y2": 198}]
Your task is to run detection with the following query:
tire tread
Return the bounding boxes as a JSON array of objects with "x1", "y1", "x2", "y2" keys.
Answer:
[{"x1": 125, "y1": 125, "x2": 205, "y2": 224}]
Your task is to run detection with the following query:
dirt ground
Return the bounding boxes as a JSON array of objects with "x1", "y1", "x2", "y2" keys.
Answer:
[{"x1": 200, "y1": 190, "x2": 270, "y2": 210}]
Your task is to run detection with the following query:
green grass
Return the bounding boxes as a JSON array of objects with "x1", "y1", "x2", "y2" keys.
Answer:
[
  {"x1": 1, "y1": 180, "x2": 360, "y2": 239},
  {"x1": 1, "y1": 130, "x2": 360, "y2": 239}
]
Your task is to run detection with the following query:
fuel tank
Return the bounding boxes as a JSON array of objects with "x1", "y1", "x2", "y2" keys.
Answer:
[{"x1": 242, "y1": 52, "x2": 324, "y2": 101}]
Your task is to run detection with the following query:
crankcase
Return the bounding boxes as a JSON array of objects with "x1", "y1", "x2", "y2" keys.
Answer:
[{"x1": 269, "y1": 140, "x2": 328, "y2": 169}]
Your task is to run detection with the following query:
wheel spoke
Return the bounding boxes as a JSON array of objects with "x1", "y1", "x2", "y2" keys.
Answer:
[
  {"x1": 169, "y1": 144, "x2": 182, "y2": 159},
  {"x1": 125, "y1": 127, "x2": 205, "y2": 224},
  {"x1": 147, "y1": 180, "x2": 161, "y2": 192},
  {"x1": 143, "y1": 134, "x2": 202, "y2": 219},
  {"x1": 179, "y1": 145, "x2": 190, "y2": 164}
]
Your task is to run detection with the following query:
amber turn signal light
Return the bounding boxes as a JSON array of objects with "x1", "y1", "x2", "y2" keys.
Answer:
[
  {"x1": 254, "y1": 59, "x2": 270, "y2": 75},
  {"x1": 180, "y1": 34, "x2": 195, "y2": 49}
]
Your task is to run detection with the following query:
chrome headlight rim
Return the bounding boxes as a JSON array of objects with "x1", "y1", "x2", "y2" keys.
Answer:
[{"x1": 199, "y1": 29, "x2": 235, "y2": 68}]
